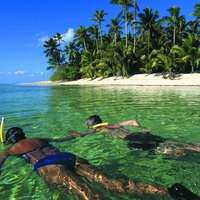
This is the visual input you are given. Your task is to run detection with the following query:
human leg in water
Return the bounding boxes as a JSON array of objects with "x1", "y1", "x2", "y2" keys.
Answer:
[
  {"x1": 185, "y1": 143, "x2": 200, "y2": 153},
  {"x1": 37, "y1": 165, "x2": 106, "y2": 200},
  {"x1": 76, "y1": 157, "x2": 170, "y2": 197},
  {"x1": 76, "y1": 157, "x2": 200, "y2": 200}
]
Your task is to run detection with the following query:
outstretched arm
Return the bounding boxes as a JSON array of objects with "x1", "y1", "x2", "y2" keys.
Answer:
[
  {"x1": 48, "y1": 129, "x2": 96, "y2": 143},
  {"x1": 117, "y1": 120, "x2": 141, "y2": 127},
  {"x1": 117, "y1": 120, "x2": 149, "y2": 132},
  {"x1": 0, "y1": 149, "x2": 11, "y2": 169}
]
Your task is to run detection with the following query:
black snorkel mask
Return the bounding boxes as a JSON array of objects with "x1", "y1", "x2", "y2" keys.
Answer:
[
  {"x1": 6, "y1": 127, "x2": 26, "y2": 144},
  {"x1": 85, "y1": 115, "x2": 103, "y2": 128}
]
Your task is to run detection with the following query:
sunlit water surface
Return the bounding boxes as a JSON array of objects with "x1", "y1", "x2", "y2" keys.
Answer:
[{"x1": 0, "y1": 84, "x2": 200, "y2": 200}]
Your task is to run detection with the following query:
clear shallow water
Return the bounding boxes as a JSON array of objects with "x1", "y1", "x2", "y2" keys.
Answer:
[{"x1": 0, "y1": 84, "x2": 200, "y2": 199}]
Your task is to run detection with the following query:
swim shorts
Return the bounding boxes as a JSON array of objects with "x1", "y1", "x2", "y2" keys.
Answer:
[
  {"x1": 124, "y1": 132, "x2": 164, "y2": 152},
  {"x1": 34, "y1": 152, "x2": 76, "y2": 172}
]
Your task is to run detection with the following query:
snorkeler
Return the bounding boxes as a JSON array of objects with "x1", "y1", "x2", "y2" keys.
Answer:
[
  {"x1": 69, "y1": 115, "x2": 200, "y2": 156},
  {"x1": 0, "y1": 127, "x2": 199, "y2": 199}
]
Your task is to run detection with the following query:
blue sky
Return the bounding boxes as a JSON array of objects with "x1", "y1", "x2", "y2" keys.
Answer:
[{"x1": 0, "y1": 0, "x2": 199, "y2": 84}]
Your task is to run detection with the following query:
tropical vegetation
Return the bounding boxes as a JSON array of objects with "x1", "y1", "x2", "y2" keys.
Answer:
[{"x1": 43, "y1": 1, "x2": 200, "y2": 81}]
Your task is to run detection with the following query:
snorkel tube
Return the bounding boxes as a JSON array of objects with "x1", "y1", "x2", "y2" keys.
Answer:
[
  {"x1": 0, "y1": 117, "x2": 5, "y2": 143},
  {"x1": 91, "y1": 122, "x2": 108, "y2": 129},
  {"x1": 86, "y1": 115, "x2": 108, "y2": 129}
]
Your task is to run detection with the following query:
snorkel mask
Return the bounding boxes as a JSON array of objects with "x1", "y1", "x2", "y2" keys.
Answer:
[
  {"x1": 6, "y1": 127, "x2": 26, "y2": 144},
  {"x1": 85, "y1": 115, "x2": 103, "y2": 128}
]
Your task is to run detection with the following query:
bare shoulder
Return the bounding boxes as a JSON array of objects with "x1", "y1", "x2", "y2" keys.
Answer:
[{"x1": 8, "y1": 138, "x2": 50, "y2": 155}]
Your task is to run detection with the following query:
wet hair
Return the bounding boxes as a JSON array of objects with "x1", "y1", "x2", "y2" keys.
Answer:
[
  {"x1": 6, "y1": 127, "x2": 26, "y2": 144},
  {"x1": 85, "y1": 115, "x2": 102, "y2": 126}
]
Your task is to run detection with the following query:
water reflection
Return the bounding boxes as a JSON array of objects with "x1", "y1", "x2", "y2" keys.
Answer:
[{"x1": 0, "y1": 84, "x2": 200, "y2": 199}]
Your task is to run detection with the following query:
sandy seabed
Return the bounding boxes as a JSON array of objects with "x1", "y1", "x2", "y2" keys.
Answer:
[{"x1": 22, "y1": 73, "x2": 200, "y2": 87}]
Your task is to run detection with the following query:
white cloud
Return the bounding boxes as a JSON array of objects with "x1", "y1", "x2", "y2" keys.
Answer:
[
  {"x1": 14, "y1": 70, "x2": 27, "y2": 75},
  {"x1": 62, "y1": 28, "x2": 74, "y2": 43},
  {"x1": 34, "y1": 31, "x2": 49, "y2": 47},
  {"x1": 0, "y1": 70, "x2": 52, "y2": 84},
  {"x1": 36, "y1": 28, "x2": 74, "y2": 47},
  {"x1": 3, "y1": 71, "x2": 50, "y2": 78},
  {"x1": 37, "y1": 36, "x2": 50, "y2": 46}
]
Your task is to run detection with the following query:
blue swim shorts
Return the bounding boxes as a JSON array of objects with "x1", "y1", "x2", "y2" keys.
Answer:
[{"x1": 34, "y1": 152, "x2": 76, "y2": 172}]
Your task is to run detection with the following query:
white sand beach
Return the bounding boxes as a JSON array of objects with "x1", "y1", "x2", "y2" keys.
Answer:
[{"x1": 24, "y1": 73, "x2": 200, "y2": 86}]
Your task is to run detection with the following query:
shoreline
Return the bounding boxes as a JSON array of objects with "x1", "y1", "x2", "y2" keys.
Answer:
[{"x1": 21, "y1": 73, "x2": 200, "y2": 86}]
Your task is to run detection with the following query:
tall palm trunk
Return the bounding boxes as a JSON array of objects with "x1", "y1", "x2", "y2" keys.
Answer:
[
  {"x1": 83, "y1": 39, "x2": 88, "y2": 52},
  {"x1": 173, "y1": 27, "x2": 176, "y2": 44},
  {"x1": 133, "y1": 0, "x2": 137, "y2": 53},
  {"x1": 125, "y1": 12, "x2": 128, "y2": 48}
]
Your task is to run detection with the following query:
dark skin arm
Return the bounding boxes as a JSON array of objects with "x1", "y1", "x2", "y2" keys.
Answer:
[
  {"x1": 67, "y1": 121, "x2": 148, "y2": 140},
  {"x1": 66, "y1": 129, "x2": 96, "y2": 138},
  {"x1": 44, "y1": 129, "x2": 96, "y2": 142},
  {"x1": 64, "y1": 118, "x2": 149, "y2": 140},
  {"x1": 66, "y1": 125, "x2": 126, "y2": 139},
  {"x1": 0, "y1": 149, "x2": 11, "y2": 168}
]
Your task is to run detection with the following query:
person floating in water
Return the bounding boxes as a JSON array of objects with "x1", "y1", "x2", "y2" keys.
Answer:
[
  {"x1": 0, "y1": 127, "x2": 199, "y2": 199},
  {"x1": 69, "y1": 115, "x2": 200, "y2": 156}
]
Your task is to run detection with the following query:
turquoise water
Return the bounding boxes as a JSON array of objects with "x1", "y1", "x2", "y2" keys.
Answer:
[{"x1": 0, "y1": 84, "x2": 200, "y2": 199}]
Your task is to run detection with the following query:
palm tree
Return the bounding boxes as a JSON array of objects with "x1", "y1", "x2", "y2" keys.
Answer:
[
  {"x1": 88, "y1": 24, "x2": 100, "y2": 51},
  {"x1": 106, "y1": 17, "x2": 123, "y2": 45},
  {"x1": 112, "y1": 41, "x2": 133, "y2": 77},
  {"x1": 43, "y1": 37, "x2": 65, "y2": 70},
  {"x1": 53, "y1": 33, "x2": 65, "y2": 50},
  {"x1": 136, "y1": 7, "x2": 160, "y2": 53},
  {"x1": 133, "y1": 0, "x2": 139, "y2": 19},
  {"x1": 43, "y1": 37, "x2": 59, "y2": 57},
  {"x1": 46, "y1": 51, "x2": 62, "y2": 70},
  {"x1": 110, "y1": 0, "x2": 133, "y2": 47},
  {"x1": 157, "y1": 54, "x2": 174, "y2": 78},
  {"x1": 80, "y1": 51, "x2": 99, "y2": 79},
  {"x1": 122, "y1": 11, "x2": 134, "y2": 35},
  {"x1": 133, "y1": 0, "x2": 139, "y2": 52},
  {"x1": 163, "y1": 6, "x2": 185, "y2": 44},
  {"x1": 191, "y1": 3, "x2": 200, "y2": 22},
  {"x1": 53, "y1": 33, "x2": 65, "y2": 65},
  {"x1": 74, "y1": 26, "x2": 89, "y2": 52},
  {"x1": 140, "y1": 49, "x2": 159, "y2": 74},
  {"x1": 171, "y1": 34, "x2": 200, "y2": 73},
  {"x1": 190, "y1": 3, "x2": 200, "y2": 36},
  {"x1": 90, "y1": 10, "x2": 108, "y2": 44},
  {"x1": 64, "y1": 41, "x2": 81, "y2": 67}
]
